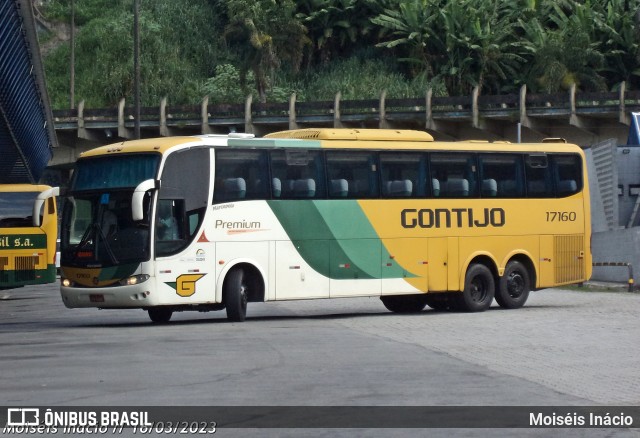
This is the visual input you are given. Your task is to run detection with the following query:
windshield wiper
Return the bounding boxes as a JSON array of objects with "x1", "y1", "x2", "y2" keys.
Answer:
[{"x1": 71, "y1": 222, "x2": 119, "y2": 265}]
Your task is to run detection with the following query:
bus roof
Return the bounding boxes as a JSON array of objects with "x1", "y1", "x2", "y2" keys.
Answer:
[
  {"x1": 246, "y1": 129, "x2": 583, "y2": 154},
  {"x1": 265, "y1": 128, "x2": 435, "y2": 142},
  {"x1": 77, "y1": 129, "x2": 584, "y2": 158},
  {"x1": 78, "y1": 135, "x2": 223, "y2": 158}
]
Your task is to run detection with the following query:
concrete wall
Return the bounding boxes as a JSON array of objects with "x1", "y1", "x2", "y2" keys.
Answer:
[
  {"x1": 591, "y1": 228, "x2": 640, "y2": 283},
  {"x1": 587, "y1": 143, "x2": 640, "y2": 283}
]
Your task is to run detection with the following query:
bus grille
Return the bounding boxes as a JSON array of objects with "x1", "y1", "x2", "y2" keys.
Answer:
[
  {"x1": 15, "y1": 256, "x2": 39, "y2": 282},
  {"x1": 554, "y1": 235, "x2": 585, "y2": 284},
  {"x1": 0, "y1": 257, "x2": 7, "y2": 283}
]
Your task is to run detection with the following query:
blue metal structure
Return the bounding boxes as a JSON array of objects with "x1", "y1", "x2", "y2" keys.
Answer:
[
  {"x1": 0, "y1": 0, "x2": 57, "y2": 184},
  {"x1": 628, "y1": 112, "x2": 640, "y2": 145}
]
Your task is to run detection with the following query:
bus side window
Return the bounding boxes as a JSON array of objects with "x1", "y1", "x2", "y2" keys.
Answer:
[
  {"x1": 271, "y1": 150, "x2": 326, "y2": 199},
  {"x1": 552, "y1": 154, "x2": 582, "y2": 197},
  {"x1": 479, "y1": 154, "x2": 524, "y2": 198},
  {"x1": 379, "y1": 152, "x2": 423, "y2": 198},
  {"x1": 431, "y1": 153, "x2": 475, "y2": 198},
  {"x1": 213, "y1": 149, "x2": 268, "y2": 203},
  {"x1": 325, "y1": 151, "x2": 378, "y2": 199},
  {"x1": 156, "y1": 200, "x2": 182, "y2": 241},
  {"x1": 525, "y1": 154, "x2": 553, "y2": 197}
]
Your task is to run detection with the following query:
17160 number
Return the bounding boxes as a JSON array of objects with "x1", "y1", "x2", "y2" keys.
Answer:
[{"x1": 546, "y1": 211, "x2": 577, "y2": 222}]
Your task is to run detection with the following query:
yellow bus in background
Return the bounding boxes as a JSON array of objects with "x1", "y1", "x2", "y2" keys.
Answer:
[
  {"x1": 59, "y1": 130, "x2": 591, "y2": 322},
  {"x1": 0, "y1": 184, "x2": 59, "y2": 290}
]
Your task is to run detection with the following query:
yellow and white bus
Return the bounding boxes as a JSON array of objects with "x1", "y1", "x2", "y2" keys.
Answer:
[
  {"x1": 0, "y1": 184, "x2": 60, "y2": 290},
  {"x1": 59, "y1": 129, "x2": 591, "y2": 322}
]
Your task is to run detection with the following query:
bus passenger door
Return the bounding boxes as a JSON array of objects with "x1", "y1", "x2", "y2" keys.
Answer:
[
  {"x1": 275, "y1": 240, "x2": 330, "y2": 300},
  {"x1": 428, "y1": 238, "x2": 449, "y2": 292},
  {"x1": 330, "y1": 239, "x2": 381, "y2": 297}
]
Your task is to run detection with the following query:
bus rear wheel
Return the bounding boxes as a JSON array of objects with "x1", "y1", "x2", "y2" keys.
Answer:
[
  {"x1": 148, "y1": 307, "x2": 172, "y2": 323},
  {"x1": 224, "y1": 268, "x2": 248, "y2": 322},
  {"x1": 381, "y1": 294, "x2": 428, "y2": 313},
  {"x1": 496, "y1": 261, "x2": 530, "y2": 309},
  {"x1": 457, "y1": 264, "x2": 495, "y2": 312}
]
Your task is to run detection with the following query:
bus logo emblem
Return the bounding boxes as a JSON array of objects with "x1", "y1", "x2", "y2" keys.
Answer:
[{"x1": 171, "y1": 274, "x2": 206, "y2": 297}]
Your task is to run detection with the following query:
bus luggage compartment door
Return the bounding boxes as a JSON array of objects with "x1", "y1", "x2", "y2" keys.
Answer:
[
  {"x1": 275, "y1": 240, "x2": 330, "y2": 300},
  {"x1": 427, "y1": 237, "x2": 450, "y2": 292}
]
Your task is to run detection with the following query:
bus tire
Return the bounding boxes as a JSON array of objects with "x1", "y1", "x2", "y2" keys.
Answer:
[
  {"x1": 148, "y1": 307, "x2": 172, "y2": 323},
  {"x1": 380, "y1": 294, "x2": 428, "y2": 313},
  {"x1": 224, "y1": 268, "x2": 247, "y2": 322},
  {"x1": 458, "y1": 263, "x2": 495, "y2": 312},
  {"x1": 424, "y1": 293, "x2": 453, "y2": 311},
  {"x1": 496, "y1": 261, "x2": 530, "y2": 309}
]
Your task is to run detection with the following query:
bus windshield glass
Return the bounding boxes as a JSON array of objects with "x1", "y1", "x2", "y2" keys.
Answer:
[
  {"x1": 71, "y1": 154, "x2": 160, "y2": 191},
  {"x1": 0, "y1": 192, "x2": 39, "y2": 227},
  {"x1": 61, "y1": 191, "x2": 151, "y2": 267}
]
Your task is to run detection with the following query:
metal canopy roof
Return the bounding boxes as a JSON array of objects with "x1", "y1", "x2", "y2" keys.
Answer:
[
  {"x1": 628, "y1": 113, "x2": 640, "y2": 146},
  {"x1": 0, "y1": 0, "x2": 57, "y2": 184}
]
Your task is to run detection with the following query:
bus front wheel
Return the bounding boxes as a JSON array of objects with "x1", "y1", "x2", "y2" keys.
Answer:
[
  {"x1": 458, "y1": 264, "x2": 495, "y2": 312},
  {"x1": 148, "y1": 307, "x2": 172, "y2": 323},
  {"x1": 496, "y1": 261, "x2": 530, "y2": 309},
  {"x1": 224, "y1": 268, "x2": 248, "y2": 322}
]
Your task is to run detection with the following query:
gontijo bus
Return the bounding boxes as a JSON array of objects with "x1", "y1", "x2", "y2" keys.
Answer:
[
  {"x1": 0, "y1": 184, "x2": 60, "y2": 290},
  {"x1": 59, "y1": 129, "x2": 591, "y2": 322}
]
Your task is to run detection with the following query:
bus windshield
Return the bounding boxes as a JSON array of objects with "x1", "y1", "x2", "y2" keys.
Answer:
[
  {"x1": 61, "y1": 191, "x2": 151, "y2": 267},
  {"x1": 0, "y1": 192, "x2": 39, "y2": 227},
  {"x1": 71, "y1": 154, "x2": 160, "y2": 191}
]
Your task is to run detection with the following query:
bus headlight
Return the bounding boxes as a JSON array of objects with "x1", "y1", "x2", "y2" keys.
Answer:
[
  {"x1": 119, "y1": 274, "x2": 150, "y2": 286},
  {"x1": 61, "y1": 278, "x2": 73, "y2": 287}
]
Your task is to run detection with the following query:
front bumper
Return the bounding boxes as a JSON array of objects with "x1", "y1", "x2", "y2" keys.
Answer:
[{"x1": 60, "y1": 281, "x2": 158, "y2": 309}]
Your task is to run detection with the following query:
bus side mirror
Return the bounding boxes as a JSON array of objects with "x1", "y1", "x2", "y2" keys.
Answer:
[
  {"x1": 132, "y1": 179, "x2": 160, "y2": 221},
  {"x1": 32, "y1": 187, "x2": 60, "y2": 227}
]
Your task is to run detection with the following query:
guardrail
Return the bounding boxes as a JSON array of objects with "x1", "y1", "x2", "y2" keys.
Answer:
[{"x1": 51, "y1": 82, "x2": 640, "y2": 140}]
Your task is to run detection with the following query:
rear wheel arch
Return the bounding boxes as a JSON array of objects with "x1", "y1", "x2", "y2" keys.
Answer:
[
  {"x1": 505, "y1": 254, "x2": 536, "y2": 290},
  {"x1": 461, "y1": 254, "x2": 499, "y2": 288}
]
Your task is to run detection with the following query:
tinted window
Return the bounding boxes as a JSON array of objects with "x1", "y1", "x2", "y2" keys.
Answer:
[
  {"x1": 72, "y1": 154, "x2": 160, "y2": 190},
  {"x1": 525, "y1": 154, "x2": 554, "y2": 197},
  {"x1": 214, "y1": 149, "x2": 269, "y2": 203},
  {"x1": 552, "y1": 154, "x2": 582, "y2": 197},
  {"x1": 157, "y1": 148, "x2": 210, "y2": 257},
  {"x1": 0, "y1": 192, "x2": 39, "y2": 226},
  {"x1": 325, "y1": 151, "x2": 379, "y2": 199},
  {"x1": 430, "y1": 153, "x2": 477, "y2": 197},
  {"x1": 380, "y1": 152, "x2": 429, "y2": 198},
  {"x1": 479, "y1": 154, "x2": 524, "y2": 198},
  {"x1": 271, "y1": 150, "x2": 326, "y2": 199}
]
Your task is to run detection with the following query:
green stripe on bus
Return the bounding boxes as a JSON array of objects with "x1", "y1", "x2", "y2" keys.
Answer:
[{"x1": 267, "y1": 200, "x2": 411, "y2": 279}]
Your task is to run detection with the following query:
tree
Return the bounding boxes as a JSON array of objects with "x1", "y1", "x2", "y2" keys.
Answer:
[
  {"x1": 597, "y1": 0, "x2": 640, "y2": 88},
  {"x1": 435, "y1": 0, "x2": 527, "y2": 95},
  {"x1": 519, "y1": 0, "x2": 606, "y2": 93},
  {"x1": 223, "y1": 0, "x2": 309, "y2": 102},
  {"x1": 371, "y1": 0, "x2": 445, "y2": 80},
  {"x1": 296, "y1": 0, "x2": 389, "y2": 65}
]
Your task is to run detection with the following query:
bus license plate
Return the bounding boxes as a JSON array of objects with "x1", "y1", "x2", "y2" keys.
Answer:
[{"x1": 89, "y1": 294, "x2": 105, "y2": 303}]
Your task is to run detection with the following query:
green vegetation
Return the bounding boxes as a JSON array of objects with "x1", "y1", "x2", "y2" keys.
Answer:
[{"x1": 40, "y1": 0, "x2": 640, "y2": 109}]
